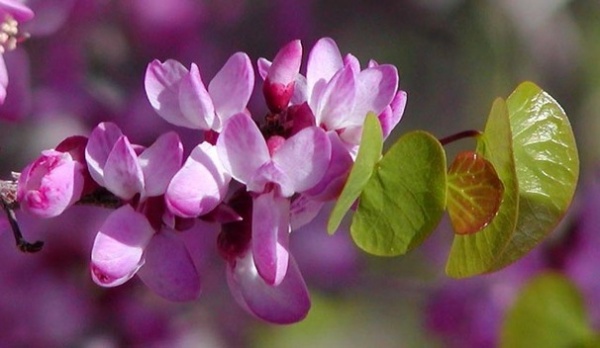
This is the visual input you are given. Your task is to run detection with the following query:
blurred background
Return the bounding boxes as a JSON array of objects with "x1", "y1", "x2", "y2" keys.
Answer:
[{"x1": 0, "y1": 0, "x2": 599, "y2": 346}]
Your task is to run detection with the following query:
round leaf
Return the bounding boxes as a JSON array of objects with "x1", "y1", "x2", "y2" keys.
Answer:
[
  {"x1": 446, "y1": 98, "x2": 519, "y2": 277},
  {"x1": 351, "y1": 131, "x2": 447, "y2": 256},
  {"x1": 501, "y1": 273, "x2": 594, "y2": 348},
  {"x1": 447, "y1": 151, "x2": 504, "y2": 235},
  {"x1": 327, "y1": 113, "x2": 383, "y2": 234},
  {"x1": 490, "y1": 81, "x2": 579, "y2": 270}
]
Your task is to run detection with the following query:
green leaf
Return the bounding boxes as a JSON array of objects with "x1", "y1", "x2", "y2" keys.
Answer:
[
  {"x1": 446, "y1": 151, "x2": 504, "y2": 235},
  {"x1": 501, "y1": 273, "x2": 594, "y2": 348},
  {"x1": 446, "y1": 98, "x2": 519, "y2": 277},
  {"x1": 446, "y1": 82, "x2": 579, "y2": 277},
  {"x1": 490, "y1": 81, "x2": 579, "y2": 270},
  {"x1": 351, "y1": 131, "x2": 447, "y2": 256},
  {"x1": 327, "y1": 113, "x2": 383, "y2": 234}
]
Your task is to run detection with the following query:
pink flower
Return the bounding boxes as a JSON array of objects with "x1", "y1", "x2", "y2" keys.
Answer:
[
  {"x1": 298, "y1": 37, "x2": 403, "y2": 147},
  {"x1": 217, "y1": 112, "x2": 331, "y2": 286},
  {"x1": 17, "y1": 136, "x2": 88, "y2": 218},
  {"x1": 85, "y1": 122, "x2": 200, "y2": 301},
  {"x1": 165, "y1": 141, "x2": 231, "y2": 218},
  {"x1": 218, "y1": 189, "x2": 310, "y2": 324},
  {"x1": 144, "y1": 53, "x2": 254, "y2": 132}
]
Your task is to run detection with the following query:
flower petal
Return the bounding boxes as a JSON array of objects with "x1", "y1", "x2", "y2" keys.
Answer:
[
  {"x1": 257, "y1": 57, "x2": 271, "y2": 80},
  {"x1": 315, "y1": 65, "x2": 356, "y2": 130},
  {"x1": 306, "y1": 37, "x2": 344, "y2": 98},
  {"x1": 304, "y1": 131, "x2": 354, "y2": 201},
  {"x1": 166, "y1": 142, "x2": 231, "y2": 217},
  {"x1": 248, "y1": 161, "x2": 292, "y2": 196},
  {"x1": 209, "y1": 52, "x2": 254, "y2": 130},
  {"x1": 90, "y1": 205, "x2": 155, "y2": 287},
  {"x1": 103, "y1": 136, "x2": 144, "y2": 200},
  {"x1": 0, "y1": 0, "x2": 34, "y2": 22},
  {"x1": 353, "y1": 64, "x2": 399, "y2": 123},
  {"x1": 290, "y1": 194, "x2": 325, "y2": 230},
  {"x1": 138, "y1": 131, "x2": 183, "y2": 197},
  {"x1": 85, "y1": 122, "x2": 124, "y2": 187},
  {"x1": 217, "y1": 113, "x2": 269, "y2": 185},
  {"x1": 0, "y1": 55, "x2": 7, "y2": 105},
  {"x1": 267, "y1": 39, "x2": 302, "y2": 86},
  {"x1": 137, "y1": 229, "x2": 201, "y2": 301},
  {"x1": 18, "y1": 150, "x2": 84, "y2": 218},
  {"x1": 252, "y1": 192, "x2": 290, "y2": 286},
  {"x1": 226, "y1": 252, "x2": 310, "y2": 324},
  {"x1": 178, "y1": 63, "x2": 215, "y2": 130},
  {"x1": 272, "y1": 126, "x2": 331, "y2": 193},
  {"x1": 145, "y1": 59, "x2": 216, "y2": 130}
]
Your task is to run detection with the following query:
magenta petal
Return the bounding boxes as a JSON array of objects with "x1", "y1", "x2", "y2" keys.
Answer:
[
  {"x1": 306, "y1": 37, "x2": 344, "y2": 96},
  {"x1": 316, "y1": 66, "x2": 357, "y2": 130},
  {"x1": 18, "y1": 150, "x2": 84, "y2": 218},
  {"x1": 290, "y1": 194, "x2": 325, "y2": 230},
  {"x1": 304, "y1": 131, "x2": 354, "y2": 201},
  {"x1": 248, "y1": 161, "x2": 292, "y2": 196},
  {"x1": 139, "y1": 131, "x2": 183, "y2": 197},
  {"x1": 252, "y1": 192, "x2": 290, "y2": 286},
  {"x1": 353, "y1": 65, "x2": 399, "y2": 122},
  {"x1": 145, "y1": 59, "x2": 206, "y2": 129},
  {"x1": 272, "y1": 126, "x2": 331, "y2": 193},
  {"x1": 217, "y1": 113, "x2": 269, "y2": 185},
  {"x1": 178, "y1": 63, "x2": 215, "y2": 130},
  {"x1": 208, "y1": 52, "x2": 254, "y2": 130},
  {"x1": 390, "y1": 90, "x2": 407, "y2": 128},
  {"x1": 267, "y1": 39, "x2": 302, "y2": 85},
  {"x1": 257, "y1": 57, "x2": 271, "y2": 80},
  {"x1": 85, "y1": 122, "x2": 124, "y2": 187},
  {"x1": 137, "y1": 229, "x2": 201, "y2": 301},
  {"x1": 226, "y1": 252, "x2": 310, "y2": 324},
  {"x1": 91, "y1": 205, "x2": 155, "y2": 287},
  {"x1": 0, "y1": 55, "x2": 7, "y2": 105},
  {"x1": 103, "y1": 136, "x2": 144, "y2": 200},
  {"x1": 0, "y1": 0, "x2": 35, "y2": 22},
  {"x1": 166, "y1": 142, "x2": 231, "y2": 217}
]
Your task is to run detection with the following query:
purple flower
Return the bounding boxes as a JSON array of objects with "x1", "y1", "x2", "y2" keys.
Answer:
[
  {"x1": 145, "y1": 53, "x2": 254, "y2": 132},
  {"x1": 217, "y1": 112, "x2": 331, "y2": 286},
  {"x1": 17, "y1": 136, "x2": 89, "y2": 218},
  {"x1": 165, "y1": 142, "x2": 231, "y2": 218},
  {"x1": 297, "y1": 37, "x2": 403, "y2": 147},
  {"x1": 85, "y1": 122, "x2": 200, "y2": 301},
  {"x1": 218, "y1": 189, "x2": 310, "y2": 324}
]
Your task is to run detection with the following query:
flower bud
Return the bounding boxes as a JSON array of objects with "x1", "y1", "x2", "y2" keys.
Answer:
[{"x1": 17, "y1": 148, "x2": 85, "y2": 218}]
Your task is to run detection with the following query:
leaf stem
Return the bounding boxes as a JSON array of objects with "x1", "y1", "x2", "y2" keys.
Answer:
[{"x1": 439, "y1": 130, "x2": 483, "y2": 146}]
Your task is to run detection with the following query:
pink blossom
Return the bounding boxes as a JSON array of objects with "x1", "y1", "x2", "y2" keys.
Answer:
[
  {"x1": 217, "y1": 112, "x2": 331, "y2": 285},
  {"x1": 17, "y1": 136, "x2": 89, "y2": 218},
  {"x1": 145, "y1": 53, "x2": 254, "y2": 132},
  {"x1": 18, "y1": 151, "x2": 83, "y2": 218},
  {"x1": 218, "y1": 189, "x2": 310, "y2": 323},
  {"x1": 165, "y1": 141, "x2": 231, "y2": 218},
  {"x1": 85, "y1": 122, "x2": 201, "y2": 301}
]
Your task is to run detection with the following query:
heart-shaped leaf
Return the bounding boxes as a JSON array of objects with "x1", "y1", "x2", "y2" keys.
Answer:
[
  {"x1": 446, "y1": 98, "x2": 519, "y2": 277},
  {"x1": 501, "y1": 273, "x2": 595, "y2": 348},
  {"x1": 327, "y1": 113, "x2": 383, "y2": 234},
  {"x1": 351, "y1": 131, "x2": 447, "y2": 256},
  {"x1": 447, "y1": 151, "x2": 504, "y2": 235},
  {"x1": 490, "y1": 81, "x2": 579, "y2": 270}
]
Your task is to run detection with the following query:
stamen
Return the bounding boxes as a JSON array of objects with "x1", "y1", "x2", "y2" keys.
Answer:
[{"x1": 0, "y1": 14, "x2": 25, "y2": 54}]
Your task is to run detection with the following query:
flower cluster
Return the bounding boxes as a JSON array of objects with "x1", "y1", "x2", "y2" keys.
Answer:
[{"x1": 17, "y1": 37, "x2": 406, "y2": 323}]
